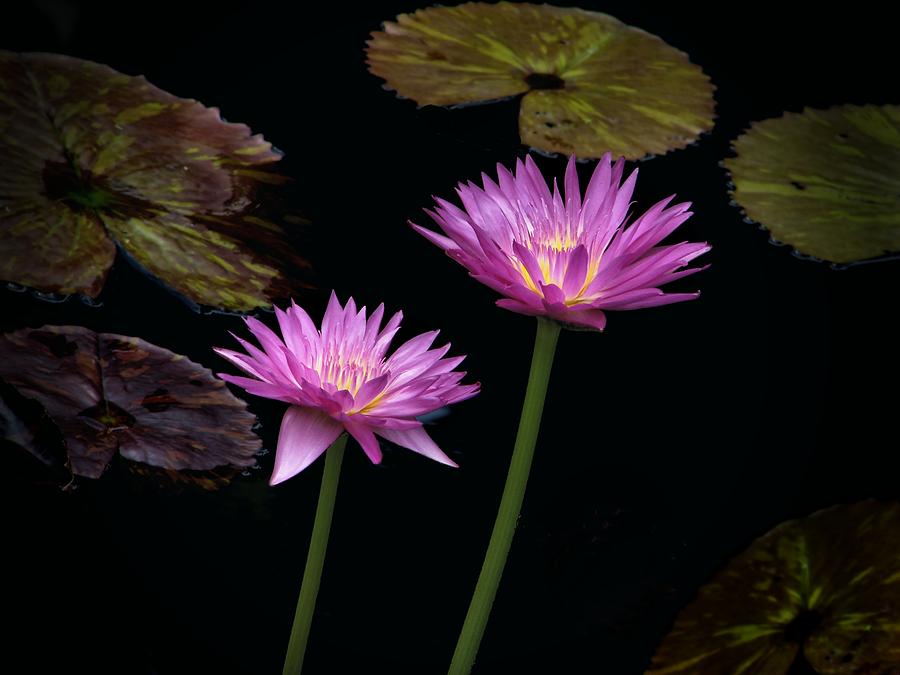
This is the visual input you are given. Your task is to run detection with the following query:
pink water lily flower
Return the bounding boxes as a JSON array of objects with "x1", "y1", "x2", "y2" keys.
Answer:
[
  {"x1": 216, "y1": 293, "x2": 479, "y2": 484},
  {"x1": 412, "y1": 154, "x2": 710, "y2": 331}
]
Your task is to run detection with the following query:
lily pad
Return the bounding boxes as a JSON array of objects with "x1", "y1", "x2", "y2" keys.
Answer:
[
  {"x1": 1, "y1": 378, "x2": 71, "y2": 484},
  {"x1": 647, "y1": 502, "x2": 900, "y2": 674},
  {"x1": 0, "y1": 325, "x2": 261, "y2": 479},
  {"x1": 0, "y1": 51, "x2": 312, "y2": 311},
  {"x1": 724, "y1": 105, "x2": 900, "y2": 264},
  {"x1": 366, "y1": 2, "x2": 715, "y2": 159}
]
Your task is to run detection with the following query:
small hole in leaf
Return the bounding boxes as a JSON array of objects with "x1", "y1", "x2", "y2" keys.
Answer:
[
  {"x1": 791, "y1": 181, "x2": 807, "y2": 191},
  {"x1": 545, "y1": 122, "x2": 556, "y2": 128},
  {"x1": 525, "y1": 72, "x2": 565, "y2": 90}
]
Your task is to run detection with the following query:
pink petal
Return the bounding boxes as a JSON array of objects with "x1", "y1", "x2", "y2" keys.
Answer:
[
  {"x1": 563, "y1": 155, "x2": 582, "y2": 221},
  {"x1": 320, "y1": 291, "x2": 344, "y2": 344},
  {"x1": 378, "y1": 426, "x2": 458, "y2": 467},
  {"x1": 609, "y1": 167, "x2": 639, "y2": 229},
  {"x1": 540, "y1": 282, "x2": 566, "y2": 306},
  {"x1": 214, "y1": 346, "x2": 270, "y2": 381},
  {"x1": 270, "y1": 407, "x2": 343, "y2": 485},
  {"x1": 287, "y1": 300, "x2": 321, "y2": 351},
  {"x1": 410, "y1": 222, "x2": 458, "y2": 251},
  {"x1": 496, "y1": 298, "x2": 543, "y2": 316},
  {"x1": 386, "y1": 330, "x2": 440, "y2": 369},
  {"x1": 218, "y1": 373, "x2": 304, "y2": 404},
  {"x1": 274, "y1": 304, "x2": 305, "y2": 359},
  {"x1": 442, "y1": 382, "x2": 481, "y2": 405},
  {"x1": 363, "y1": 303, "x2": 386, "y2": 349},
  {"x1": 581, "y1": 153, "x2": 613, "y2": 225},
  {"x1": 344, "y1": 420, "x2": 383, "y2": 464},
  {"x1": 523, "y1": 155, "x2": 552, "y2": 204},
  {"x1": 561, "y1": 307, "x2": 607, "y2": 331},
  {"x1": 364, "y1": 396, "x2": 444, "y2": 418},
  {"x1": 604, "y1": 291, "x2": 700, "y2": 310},
  {"x1": 353, "y1": 373, "x2": 390, "y2": 410},
  {"x1": 561, "y1": 245, "x2": 589, "y2": 297},
  {"x1": 513, "y1": 241, "x2": 545, "y2": 290}
]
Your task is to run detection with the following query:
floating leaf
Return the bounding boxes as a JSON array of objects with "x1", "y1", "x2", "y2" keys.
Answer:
[
  {"x1": 0, "y1": 51, "x2": 312, "y2": 311},
  {"x1": 724, "y1": 105, "x2": 900, "y2": 264},
  {"x1": 366, "y1": 2, "x2": 715, "y2": 159},
  {"x1": 647, "y1": 502, "x2": 900, "y2": 674},
  {"x1": 0, "y1": 325, "x2": 260, "y2": 480}
]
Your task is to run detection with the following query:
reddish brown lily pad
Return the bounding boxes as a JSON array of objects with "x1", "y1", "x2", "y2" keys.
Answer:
[
  {"x1": 366, "y1": 2, "x2": 715, "y2": 159},
  {"x1": 0, "y1": 325, "x2": 260, "y2": 479},
  {"x1": 1, "y1": 378, "x2": 72, "y2": 484},
  {"x1": 0, "y1": 51, "x2": 312, "y2": 311},
  {"x1": 725, "y1": 105, "x2": 900, "y2": 264},
  {"x1": 647, "y1": 502, "x2": 900, "y2": 674}
]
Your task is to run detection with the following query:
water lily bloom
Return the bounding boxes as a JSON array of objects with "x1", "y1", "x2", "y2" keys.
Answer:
[
  {"x1": 215, "y1": 293, "x2": 479, "y2": 484},
  {"x1": 412, "y1": 153, "x2": 710, "y2": 331}
]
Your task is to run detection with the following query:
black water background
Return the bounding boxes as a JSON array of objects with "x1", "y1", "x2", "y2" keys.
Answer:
[{"x1": 3, "y1": 2, "x2": 897, "y2": 673}]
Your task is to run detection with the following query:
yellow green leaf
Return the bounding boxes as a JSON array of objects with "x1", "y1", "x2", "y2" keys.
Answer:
[
  {"x1": 366, "y1": 2, "x2": 715, "y2": 159},
  {"x1": 725, "y1": 104, "x2": 900, "y2": 264},
  {"x1": 0, "y1": 51, "x2": 312, "y2": 311},
  {"x1": 647, "y1": 502, "x2": 900, "y2": 674}
]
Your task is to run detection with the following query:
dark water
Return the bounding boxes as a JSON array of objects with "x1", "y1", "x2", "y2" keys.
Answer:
[{"x1": 3, "y1": 2, "x2": 897, "y2": 673}]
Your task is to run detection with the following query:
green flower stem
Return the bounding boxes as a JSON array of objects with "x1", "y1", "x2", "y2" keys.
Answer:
[
  {"x1": 448, "y1": 317, "x2": 561, "y2": 675},
  {"x1": 282, "y1": 433, "x2": 348, "y2": 675}
]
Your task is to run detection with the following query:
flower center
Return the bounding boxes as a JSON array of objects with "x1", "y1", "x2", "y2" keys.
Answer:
[
  {"x1": 511, "y1": 234, "x2": 600, "y2": 306},
  {"x1": 545, "y1": 236, "x2": 577, "y2": 252},
  {"x1": 318, "y1": 352, "x2": 382, "y2": 397}
]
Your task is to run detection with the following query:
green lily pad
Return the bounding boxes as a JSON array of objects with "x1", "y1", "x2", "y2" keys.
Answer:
[
  {"x1": 724, "y1": 105, "x2": 900, "y2": 264},
  {"x1": 647, "y1": 502, "x2": 900, "y2": 674},
  {"x1": 366, "y1": 2, "x2": 715, "y2": 159},
  {"x1": 0, "y1": 326, "x2": 261, "y2": 480},
  {"x1": 0, "y1": 51, "x2": 312, "y2": 311}
]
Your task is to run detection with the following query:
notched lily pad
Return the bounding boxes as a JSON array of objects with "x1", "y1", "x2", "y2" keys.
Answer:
[
  {"x1": 1, "y1": 378, "x2": 72, "y2": 484},
  {"x1": 366, "y1": 2, "x2": 715, "y2": 159},
  {"x1": 0, "y1": 51, "x2": 313, "y2": 311},
  {"x1": 724, "y1": 105, "x2": 900, "y2": 264},
  {"x1": 647, "y1": 502, "x2": 900, "y2": 674},
  {"x1": 0, "y1": 325, "x2": 261, "y2": 482}
]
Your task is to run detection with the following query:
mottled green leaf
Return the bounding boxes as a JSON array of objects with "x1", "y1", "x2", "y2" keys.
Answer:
[
  {"x1": 366, "y1": 2, "x2": 715, "y2": 159},
  {"x1": 725, "y1": 105, "x2": 900, "y2": 264},
  {"x1": 0, "y1": 326, "x2": 261, "y2": 481},
  {"x1": 647, "y1": 502, "x2": 900, "y2": 675},
  {"x1": 0, "y1": 51, "x2": 312, "y2": 311}
]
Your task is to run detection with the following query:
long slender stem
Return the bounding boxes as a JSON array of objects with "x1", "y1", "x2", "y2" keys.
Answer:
[
  {"x1": 448, "y1": 317, "x2": 561, "y2": 675},
  {"x1": 282, "y1": 433, "x2": 348, "y2": 675}
]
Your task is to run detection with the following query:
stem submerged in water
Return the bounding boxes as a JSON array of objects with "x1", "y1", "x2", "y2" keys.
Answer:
[
  {"x1": 448, "y1": 317, "x2": 561, "y2": 675},
  {"x1": 282, "y1": 433, "x2": 348, "y2": 675}
]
